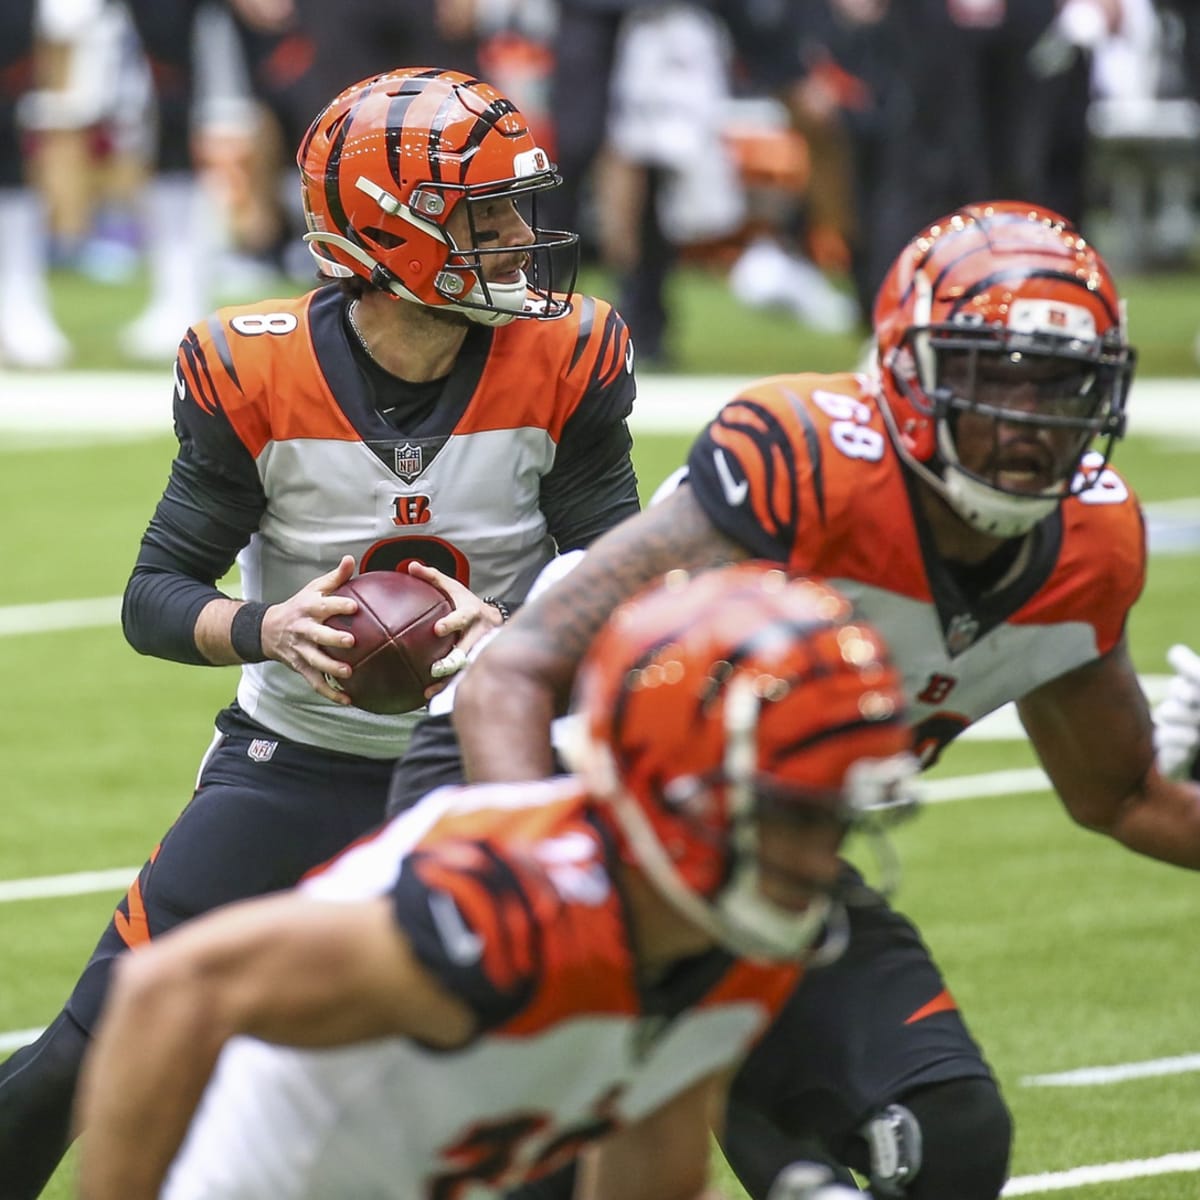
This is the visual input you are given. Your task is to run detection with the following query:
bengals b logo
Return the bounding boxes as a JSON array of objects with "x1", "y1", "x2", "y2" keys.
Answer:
[{"x1": 392, "y1": 495, "x2": 432, "y2": 526}]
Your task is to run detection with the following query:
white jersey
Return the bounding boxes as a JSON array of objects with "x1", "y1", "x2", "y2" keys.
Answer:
[
  {"x1": 162, "y1": 780, "x2": 800, "y2": 1200},
  {"x1": 171, "y1": 287, "x2": 635, "y2": 757}
]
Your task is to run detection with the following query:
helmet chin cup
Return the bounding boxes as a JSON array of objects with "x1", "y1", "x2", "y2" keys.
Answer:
[
  {"x1": 934, "y1": 421, "x2": 1061, "y2": 537},
  {"x1": 941, "y1": 465, "x2": 1060, "y2": 537},
  {"x1": 449, "y1": 271, "x2": 532, "y2": 327}
]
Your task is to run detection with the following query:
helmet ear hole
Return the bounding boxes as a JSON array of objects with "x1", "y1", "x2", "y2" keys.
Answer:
[{"x1": 362, "y1": 228, "x2": 407, "y2": 250}]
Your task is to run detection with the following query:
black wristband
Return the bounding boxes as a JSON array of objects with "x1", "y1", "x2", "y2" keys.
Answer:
[
  {"x1": 229, "y1": 601, "x2": 270, "y2": 663},
  {"x1": 482, "y1": 595, "x2": 511, "y2": 623}
]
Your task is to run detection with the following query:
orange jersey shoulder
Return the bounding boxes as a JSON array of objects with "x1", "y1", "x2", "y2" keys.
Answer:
[
  {"x1": 1015, "y1": 457, "x2": 1146, "y2": 653},
  {"x1": 174, "y1": 290, "x2": 355, "y2": 457},
  {"x1": 690, "y1": 372, "x2": 930, "y2": 598},
  {"x1": 458, "y1": 294, "x2": 634, "y2": 440},
  {"x1": 396, "y1": 784, "x2": 639, "y2": 1032}
]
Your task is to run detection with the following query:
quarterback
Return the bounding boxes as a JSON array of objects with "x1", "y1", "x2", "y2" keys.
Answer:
[
  {"x1": 455, "y1": 201, "x2": 1200, "y2": 1199},
  {"x1": 0, "y1": 67, "x2": 639, "y2": 1197}
]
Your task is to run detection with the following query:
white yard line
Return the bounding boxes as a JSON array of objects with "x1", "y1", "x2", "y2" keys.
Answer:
[
  {"x1": 1023, "y1": 1053, "x2": 1200, "y2": 1087},
  {"x1": 0, "y1": 1028, "x2": 42, "y2": 1053},
  {"x1": 0, "y1": 595, "x2": 120, "y2": 636},
  {"x1": 0, "y1": 766, "x2": 1055, "y2": 908},
  {"x1": 1003, "y1": 1151, "x2": 1200, "y2": 1194},
  {"x1": 916, "y1": 767, "x2": 1050, "y2": 802},
  {"x1": 0, "y1": 867, "x2": 136, "y2": 903},
  {"x1": 2, "y1": 373, "x2": 1199, "y2": 438}
]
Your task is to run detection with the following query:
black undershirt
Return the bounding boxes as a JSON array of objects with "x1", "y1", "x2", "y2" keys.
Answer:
[
  {"x1": 343, "y1": 308, "x2": 451, "y2": 430},
  {"x1": 941, "y1": 537, "x2": 1024, "y2": 599}
]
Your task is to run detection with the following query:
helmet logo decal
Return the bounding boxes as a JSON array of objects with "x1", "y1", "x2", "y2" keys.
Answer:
[
  {"x1": 1006, "y1": 298, "x2": 1096, "y2": 339},
  {"x1": 513, "y1": 147, "x2": 551, "y2": 178}
]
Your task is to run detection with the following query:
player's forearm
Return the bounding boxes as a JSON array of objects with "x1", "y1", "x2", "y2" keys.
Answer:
[
  {"x1": 1106, "y1": 773, "x2": 1200, "y2": 869},
  {"x1": 193, "y1": 596, "x2": 267, "y2": 665},
  {"x1": 455, "y1": 638, "x2": 561, "y2": 781},
  {"x1": 122, "y1": 566, "x2": 227, "y2": 665},
  {"x1": 78, "y1": 959, "x2": 226, "y2": 1200}
]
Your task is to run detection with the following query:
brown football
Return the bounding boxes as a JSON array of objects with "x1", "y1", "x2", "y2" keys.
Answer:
[{"x1": 323, "y1": 572, "x2": 456, "y2": 714}]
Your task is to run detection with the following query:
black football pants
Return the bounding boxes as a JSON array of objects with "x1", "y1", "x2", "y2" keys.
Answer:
[{"x1": 0, "y1": 704, "x2": 396, "y2": 1198}]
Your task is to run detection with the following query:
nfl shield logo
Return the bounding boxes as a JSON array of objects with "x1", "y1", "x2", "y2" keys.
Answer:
[
  {"x1": 394, "y1": 442, "x2": 424, "y2": 483},
  {"x1": 248, "y1": 738, "x2": 278, "y2": 763},
  {"x1": 945, "y1": 613, "x2": 980, "y2": 656}
]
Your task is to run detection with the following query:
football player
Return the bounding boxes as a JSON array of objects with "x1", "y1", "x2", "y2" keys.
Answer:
[
  {"x1": 453, "y1": 201, "x2": 1200, "y2": 1199},
  {"x1": 0, "y1": 67, "x2": 639, "y2": 1197},
  {"x1": 77, "y1": 564, "x2": 916, "y2": 1200}
]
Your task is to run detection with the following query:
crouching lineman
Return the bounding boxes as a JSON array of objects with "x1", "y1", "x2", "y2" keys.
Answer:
[{"x1": 76, "y1": 562, "x2": 917, "y2": 1200}]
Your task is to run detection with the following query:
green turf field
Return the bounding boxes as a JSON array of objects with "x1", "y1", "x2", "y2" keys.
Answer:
[{"x1": 3, "y1": 264, "x2": 1200, "y2": 1197}]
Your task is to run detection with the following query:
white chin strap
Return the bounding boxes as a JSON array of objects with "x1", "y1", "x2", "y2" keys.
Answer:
[
  {"x1": 304, "y1": 232, "x2": 525, "y2": 327},
  {"x1": 455, "y1": 272, "x2": 529, "y2": 327},
  {"x1": 941, "y1": 469, "x2": 1059, "y2": 537},
  {"x1": 935, "y1": 422, "x2": 1060, "y2": 537}
]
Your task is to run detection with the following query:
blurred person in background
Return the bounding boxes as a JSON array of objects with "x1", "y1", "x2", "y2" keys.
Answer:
[
  {"x1": 537, "y1": 0, "x2": 709, "y2": 367},
  {"x1": 116, "y1": 0, "x2": 322, "y2": 361},
  {"x1": 0, "y1": 64, "x2": 639, "y2": 1199},
  {"x1": 730, "y1": 0, "x2": 1126, "y2": 324},
  {"x1": 542, "y1": 0, "x2": 834, "y2": 365},
  {"x1": 285, "y1": 0, "x2": 481, "y2": 110},
  {"x1": 0, "y1": 0, "x2": 72, "y2": 368}
]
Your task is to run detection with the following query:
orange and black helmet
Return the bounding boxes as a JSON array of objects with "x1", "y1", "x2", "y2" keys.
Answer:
[
  {"x1": 874, "y1": 201, "x2": 1135, "y2": 535},
  {"x1": 564, "y1": 562, "x2": 916, "y2": 962},
  {"x1": 298, "y1": 67, "x2": 578, "y2": 325}
]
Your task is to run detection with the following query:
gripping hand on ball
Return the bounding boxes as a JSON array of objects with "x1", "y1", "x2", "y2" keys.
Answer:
[
  {"x1": 260, "y1": 555, "x2": 359, "y2": 704},
  {"x1": 1153, "y1": 643, "x2": 1200, "y2": 780},
  {"x1": 406, "y1": 562, "x2": 505, "y2": 691}
]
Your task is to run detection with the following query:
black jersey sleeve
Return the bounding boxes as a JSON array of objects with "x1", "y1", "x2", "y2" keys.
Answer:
[
  {"x1": 540, "y1": 303, "x2": 640, "y2": 551},
  {"x1": 391, "y1": 839, "x2": 541, "y2": 1033},
  {"x1": 540, "y1": 417, "x2": 640, "y2": 552},
  {"x1": 121, "y1": 377, "x2": 268, "y2": 664}
]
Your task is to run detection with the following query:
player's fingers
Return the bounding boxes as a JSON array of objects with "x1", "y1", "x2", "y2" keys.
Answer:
[
  {"x1": 1156, "y1": 697, "x2": 1200, "y2": 725},
  {"x1": 430, "y1": 646, "x2": 468, "y2": 679},
  {"x1": 310, "y1": 554, "x2": 357, "y2": 594},
  {"x1": 295, "y1": 662, "x2": 353, "y2": 704},
  {"x1": 436, "y1": 604, "x2": 482, "y2": 643},
  {"x1": 407, "y1": 561, "x2": 450, "y2": 587},
  {"x1": 408, "y1": 561, "x2": 473, "y2": 605},
  {"x1": 304, "y1": 615, "x2": 355, "y2": 649},
  {"x1": 1167, "y1": 643, "x2": 1200, "y2": 682}
]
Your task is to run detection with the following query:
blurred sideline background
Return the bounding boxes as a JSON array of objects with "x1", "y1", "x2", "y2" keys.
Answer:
[{"x1": 0, "y1": 0, "x2": 1198, "y2": 376}]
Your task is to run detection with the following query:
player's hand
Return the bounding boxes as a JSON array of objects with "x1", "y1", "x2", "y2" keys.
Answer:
[
  {"x1": 406, "y1": 562, "x2": 505, "y2": 692},
  {"x1": 1152, "y1": 644, "x2": 1200, "y2": 780},
  {"x1": 260, "y1": 555, "x2": 359, "y2": 704}
]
